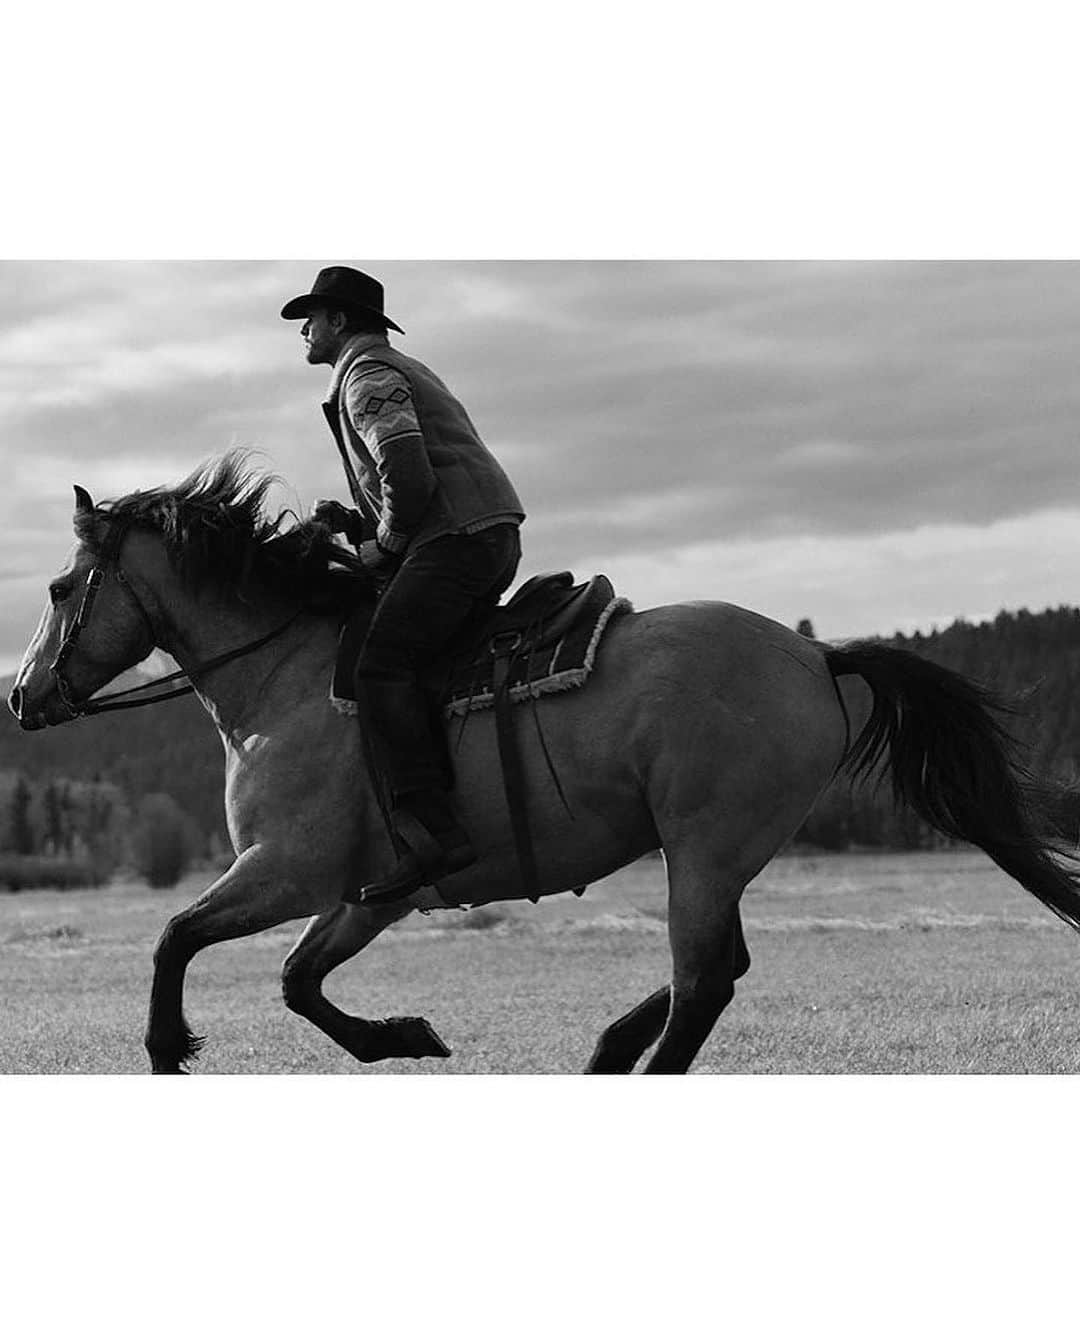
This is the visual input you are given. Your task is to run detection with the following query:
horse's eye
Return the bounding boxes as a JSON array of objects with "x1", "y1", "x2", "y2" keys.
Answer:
[{"x1": 49, "y1": 582, "x2": 69, "y2": 606}]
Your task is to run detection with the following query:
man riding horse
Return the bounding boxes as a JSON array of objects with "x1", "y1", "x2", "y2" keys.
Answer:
[{"x1": 282, "y1": 266, "x2": 525, "y2": 905}]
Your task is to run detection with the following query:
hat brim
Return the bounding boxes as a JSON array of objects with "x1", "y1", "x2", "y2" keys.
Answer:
[{"x1": 280, "y1": 292, "x2": 404, "y2": 334}]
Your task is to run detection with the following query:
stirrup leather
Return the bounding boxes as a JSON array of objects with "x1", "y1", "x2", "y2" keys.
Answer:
[{"x1": 391, "y1": 808, "x2": 449, "y2": 876}]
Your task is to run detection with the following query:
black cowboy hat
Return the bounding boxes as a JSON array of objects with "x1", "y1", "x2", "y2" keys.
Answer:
[{"x1": 280, "y1": 265, "x2": 405, "y2": 333}]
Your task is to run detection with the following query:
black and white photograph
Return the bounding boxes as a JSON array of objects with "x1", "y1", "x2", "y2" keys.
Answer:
[{"x1": 7, "y1": 257, "x2": 1080, "y2": 1077}]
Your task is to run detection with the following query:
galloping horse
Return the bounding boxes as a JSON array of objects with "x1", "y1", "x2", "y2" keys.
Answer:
[{"x1": 10, "y1": 455, "x2": 1080, "y2": 1073}]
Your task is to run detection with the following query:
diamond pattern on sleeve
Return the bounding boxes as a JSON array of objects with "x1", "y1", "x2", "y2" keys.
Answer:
[{"x1": 350, "y1": 368, "x2": 421, "y2": 445}]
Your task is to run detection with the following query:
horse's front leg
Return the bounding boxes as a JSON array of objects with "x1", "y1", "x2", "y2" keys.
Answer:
[
  {"x1": 145, "y1": 845, "x2": 322, "y2": 1074},
  {"x1": 281, "y1": 903, "x2": 452, "y2": 1065}
]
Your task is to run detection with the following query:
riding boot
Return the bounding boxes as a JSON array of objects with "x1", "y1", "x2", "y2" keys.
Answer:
[{"x1": 348, "y1": 675, "x2": 477, "y2": 905}]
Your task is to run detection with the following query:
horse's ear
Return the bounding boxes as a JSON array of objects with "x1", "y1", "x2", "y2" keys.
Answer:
[{"x1": 73, "y1": 484, "x2": 94, "y2": 515}]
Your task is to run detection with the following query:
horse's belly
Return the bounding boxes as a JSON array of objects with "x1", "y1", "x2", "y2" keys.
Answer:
[
  {"x1": 439, "y1": 682, "x2": 657, "y2": 904},
  {"x1": 438, "y1": 808, "x2": 656, "y2": 907}
]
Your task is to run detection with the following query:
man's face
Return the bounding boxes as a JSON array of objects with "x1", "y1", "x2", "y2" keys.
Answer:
[{"x1": 301, "y1": 307, "x2": 346, "y2": 366}]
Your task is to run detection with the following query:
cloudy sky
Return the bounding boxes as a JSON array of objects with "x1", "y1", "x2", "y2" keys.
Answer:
[{"x1": 2, "y1": 259, "x2": 1079, "y2": 673}]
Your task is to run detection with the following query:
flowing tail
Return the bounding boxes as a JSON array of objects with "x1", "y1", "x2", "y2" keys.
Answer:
[{"x1": 826, "y1": 641, "x2": 1080, "y2": 932}]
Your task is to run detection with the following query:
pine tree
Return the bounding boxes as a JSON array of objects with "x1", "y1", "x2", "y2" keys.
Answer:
[
  {"x1": 42, "y1": 782, "x2": 62, "y2": 856},
  {"x1": 10, "y1": 775, "x2": 34, "y2": 855}
]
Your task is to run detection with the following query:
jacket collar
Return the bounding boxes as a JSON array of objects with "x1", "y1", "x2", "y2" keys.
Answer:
[{"x1": 324, "y1": 332, "x2": 391, "y2": 404}]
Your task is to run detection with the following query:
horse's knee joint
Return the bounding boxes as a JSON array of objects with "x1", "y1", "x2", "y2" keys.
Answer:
[
  {"x1": 153, "y1": 914, "x2": 195, "y2": 968},
  {"x1": 281, "y1": 964, "x2": 314, "y2": 1016}
]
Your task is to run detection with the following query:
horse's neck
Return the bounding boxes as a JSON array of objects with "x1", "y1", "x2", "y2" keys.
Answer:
[{"x1": 158, "y1": 582, "x2": 336, "y2": 739}]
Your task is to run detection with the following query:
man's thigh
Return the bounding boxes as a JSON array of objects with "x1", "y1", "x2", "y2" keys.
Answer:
[{"x1": 358, "y1": 529, "x2": 518, "y2": 677}]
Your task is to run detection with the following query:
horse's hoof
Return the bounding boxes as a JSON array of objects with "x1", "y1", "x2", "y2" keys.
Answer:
[{"x1": 384, "y1": 1016, "x2": 452, "y2": 1060}]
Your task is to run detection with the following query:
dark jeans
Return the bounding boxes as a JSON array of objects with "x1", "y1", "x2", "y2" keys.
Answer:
[{"x1": 354, "y1": 523, "x2": 521, "y2": 797}]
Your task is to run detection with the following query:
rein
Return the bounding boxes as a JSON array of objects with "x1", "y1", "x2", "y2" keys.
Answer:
[
  {"x1": 50, "y1": 519, "x2": 304, "y2": 719},
  {"x1": 82, "y1": 611, "x2": 305, "y2": 715}
]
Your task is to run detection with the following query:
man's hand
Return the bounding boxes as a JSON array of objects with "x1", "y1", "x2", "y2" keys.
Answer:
[{"x1": 312, "y1": 499, "x2": 356, "y2": 535}]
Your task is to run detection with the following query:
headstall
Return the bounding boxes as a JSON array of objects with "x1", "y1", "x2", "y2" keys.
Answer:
[{"x1": 48, "y1": 519, "x2": 302, "y2": 719}]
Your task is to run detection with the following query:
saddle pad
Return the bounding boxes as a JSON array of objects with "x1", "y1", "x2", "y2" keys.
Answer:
[
  {"x1": 330, "y1": 589, "x2": 632, "y2": 719},
  {"x1": 441, "y1": 592, "x2": 632, "y2": 717}
]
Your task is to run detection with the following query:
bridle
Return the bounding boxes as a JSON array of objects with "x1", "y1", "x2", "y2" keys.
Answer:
[{"x1": 48, "y1": 518, "x2": 303, "y2": 719}]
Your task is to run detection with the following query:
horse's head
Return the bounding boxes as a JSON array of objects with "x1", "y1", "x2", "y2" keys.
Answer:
[{"x1": 8, "y1": 486, "x2": 159, "y2": 730}]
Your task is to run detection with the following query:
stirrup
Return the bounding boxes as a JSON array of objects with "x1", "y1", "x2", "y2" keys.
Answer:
[{"x1": 350, "y1": 810, "x2": 476, "y2": 906}]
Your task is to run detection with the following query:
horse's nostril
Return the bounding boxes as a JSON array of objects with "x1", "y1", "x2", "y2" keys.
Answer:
[{"x1": 8, "y1": 685, "x2": 23, "y2": 719}]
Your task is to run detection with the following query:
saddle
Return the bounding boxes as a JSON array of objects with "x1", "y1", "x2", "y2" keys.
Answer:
[
  {"x1": 331, "y1": 571, "x2": 631, "y2": 904},
  {"x1": 455, "y1": 570, "x2": 604, "y2": 656},
  {"x1": 429, "y1": 571, "x2": 619, "y2": 712}
]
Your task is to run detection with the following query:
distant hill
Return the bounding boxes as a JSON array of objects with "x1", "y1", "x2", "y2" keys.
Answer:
[{"x1": 5, "y1": 604, "x2": 1080, "y2": 852}]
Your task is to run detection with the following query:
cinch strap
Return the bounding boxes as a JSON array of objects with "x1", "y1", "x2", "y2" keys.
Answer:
[{"x1": 491, "y1": 631, "x2": 541, "y2": 903}]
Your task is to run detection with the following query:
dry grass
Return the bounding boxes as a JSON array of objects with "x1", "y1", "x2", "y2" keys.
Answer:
[{"x1": 3, "y1": 849, "x2": 1080, "y2": 1073}]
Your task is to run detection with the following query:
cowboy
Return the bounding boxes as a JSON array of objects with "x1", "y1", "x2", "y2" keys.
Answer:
[{"x1": 282, "y1": 266, "x2": 525, "y2": 904}]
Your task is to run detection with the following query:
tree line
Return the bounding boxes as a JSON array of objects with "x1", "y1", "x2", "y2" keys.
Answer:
[
  {"x1": 795, "y1": 606, "x2": 1080, "y2": 850},
  {"x1": 0, "y1": 769, "x2": 205, "y2": 890}
]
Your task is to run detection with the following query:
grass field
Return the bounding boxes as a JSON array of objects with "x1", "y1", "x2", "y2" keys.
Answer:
[{"x1": 3, "y1": 848, "x2": 1080, "y2": 1074}]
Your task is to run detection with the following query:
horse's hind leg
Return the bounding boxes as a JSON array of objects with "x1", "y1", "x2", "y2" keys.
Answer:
[
  {"x1": 586, "y1": 909, "x2": 751, "y2": 1073},
  {"x1": 642, "y1": 850, "x2": 750, "y2": 1074},
  {"x1": 585, "y1": 987, "x2": 671, "y2": 1073},
  {"x1": 281, "y1": 904, "x2": 452, "y2": 1064}
]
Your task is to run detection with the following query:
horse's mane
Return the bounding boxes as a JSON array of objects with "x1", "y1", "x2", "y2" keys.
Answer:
[{"x1": 76, "y1": 451, "x2": 373, "y2": 612}]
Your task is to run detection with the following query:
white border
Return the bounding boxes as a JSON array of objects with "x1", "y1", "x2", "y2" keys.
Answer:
[{"x1": 4, "y1": 4, "x2": 1078, "y2": 1335}]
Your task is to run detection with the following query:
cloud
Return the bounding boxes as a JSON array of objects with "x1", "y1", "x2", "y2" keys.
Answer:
[
  {"x1": 777, "y1": 440, "x2": 870, "y2": 466},
  {"x1": 2, "y1": 260, "x2": 1080, "y2": 670},
  {"x1": 573, "y1": 508, "x2": 1080, "y2": 642}
]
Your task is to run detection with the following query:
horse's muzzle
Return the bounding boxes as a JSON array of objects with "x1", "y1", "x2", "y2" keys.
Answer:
[{"x1": 8, "y1": 682, "x2": 60, "y2": 731}]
